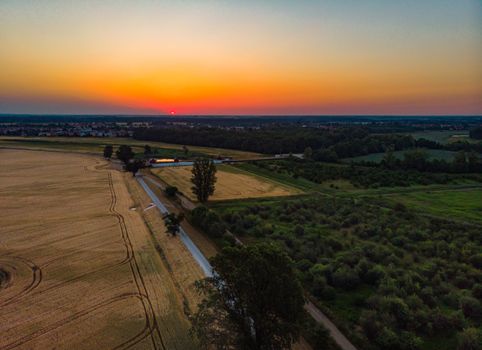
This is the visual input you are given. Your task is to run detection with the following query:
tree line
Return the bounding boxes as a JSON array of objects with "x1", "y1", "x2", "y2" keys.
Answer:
[
  {"x1": 252, "y1": 159, "x2": 482, "y2": 189},
  {"x1": 134, "y1": 126, "x2": 482, "y2": 159}
]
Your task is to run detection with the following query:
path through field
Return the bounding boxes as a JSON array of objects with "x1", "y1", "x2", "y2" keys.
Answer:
[{"x1": 0, "y1": 150, "x2": 196, "y2": 350}]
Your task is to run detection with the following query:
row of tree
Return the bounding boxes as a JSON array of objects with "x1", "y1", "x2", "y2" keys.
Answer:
[
  {"x1": 134, "y1": 126, "x2": 482, "y2": 159},
  {"x1": 253, "y1": 159, "x2": 482, "y2": 188},
  {"x1": 365, "y1": 149, "x2": 482, "y2": 174}
]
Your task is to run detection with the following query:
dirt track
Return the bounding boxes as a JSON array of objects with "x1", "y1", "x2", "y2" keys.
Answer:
[{"x1": 0, "y1": 150, "x2": 196, "y2": 350}]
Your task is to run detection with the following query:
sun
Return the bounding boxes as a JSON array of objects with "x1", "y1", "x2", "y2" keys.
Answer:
[{"x1": 170, "y1": 110, "x2": 176, "y2": 116}]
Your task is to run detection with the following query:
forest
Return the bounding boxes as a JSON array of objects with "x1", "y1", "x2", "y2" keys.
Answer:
[
  {"x1": 190, "y1": 196, "x2": 482, "y2": 350},
  {"x1": 134, "y1": 126, "x2": 482, "y2": 158},
  {"x1": 249, "y1": 157, "x2": 482, "y2": 189}
]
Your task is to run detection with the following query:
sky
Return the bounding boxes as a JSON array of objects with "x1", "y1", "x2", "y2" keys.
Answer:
[{"x1": 0, "y1": 0, "x2": 481, "y2": 115}]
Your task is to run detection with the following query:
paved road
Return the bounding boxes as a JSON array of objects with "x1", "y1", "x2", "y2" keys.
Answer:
[
  {"x1": 137, "y1": 176, "x2": 213, "y2": 277},
  {"x1": 136, "y1": 175, "x2": 357, "y2": 350},
  {"x1": 144, "y1": 175, "x2": 197, "y2": 211}
]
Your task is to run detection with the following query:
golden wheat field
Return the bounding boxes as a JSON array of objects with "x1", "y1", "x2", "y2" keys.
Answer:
[
  {"x1": 0, "y1": 149, "x2": 199, "y2": 350},
  {"x1": 151, "y1": 165, "x2": 302, "y2": 202}
]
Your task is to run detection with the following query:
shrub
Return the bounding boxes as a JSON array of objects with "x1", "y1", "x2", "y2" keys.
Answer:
[
  {"x1": 164, "y1": 186, "x2": 178, "y2": 197},
  {"x1": 331, "y1": 265, "x2": 360, "y2": 290},
  {"x1": 460, "y1": 296, "x2": 482, "y2": 320}
]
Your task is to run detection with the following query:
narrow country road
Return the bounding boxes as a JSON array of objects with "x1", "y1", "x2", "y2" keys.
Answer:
[
  {"x1": 137, "y1": 176, "x2": 213, "y2": 277},
  {"x1": 305, "y1": 301, "x2": 357, "y2": 350},
  {"x1": 136, "y1": 174, "x2": 358, "y2": 350}
]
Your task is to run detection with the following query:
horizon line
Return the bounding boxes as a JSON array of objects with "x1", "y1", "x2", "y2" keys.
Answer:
[{"x1": 1, "y1": 114, "x2": 482, "y2": 118}]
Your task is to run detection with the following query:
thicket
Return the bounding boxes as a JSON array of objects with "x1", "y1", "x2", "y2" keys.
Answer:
[
  {"x1": 470, "y1": 126, "x2": 482, "y2": 140},
  {"x1": 212, "y1": 197, "x2": 482, "y2": 350},
  {"x1": 134, "y1": 126, "x2": 482, "y2": 158},
  {"x1": 252, "y1": 159, "x2": 482, "y2": 188}
]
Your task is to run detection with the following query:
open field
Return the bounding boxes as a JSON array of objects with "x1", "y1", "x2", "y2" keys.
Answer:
[
  {"x1": 233, "y1": 163, "x2": 319, "y2": 191},
  {"x1": 407, "y1": 130, "x2": 472, "y2": 144},
  {"x1": 388, "y1": 188, "x2": 482, "y2": 224},
  {"x1": 0, "y1": 136, "x2": 261, "y2": 159},
  {"x1": 152, "y1": 164, "x2": 302, "y2": 201},
  {"x1": 0, "y1": 149, "x2": 197, "y2": 349},
  {"x1": 342, "y1": 148, "x2": 457, "y2": 163}
]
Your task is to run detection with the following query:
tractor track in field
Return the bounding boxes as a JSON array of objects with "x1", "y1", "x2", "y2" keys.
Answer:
[
  {"x1": 107, "y1": 171, "x2": 166, "y2": 350},
  {"x1": 1, "y1": 293, "x2": 154, "y2": 350},
  {"x1": 0, "y1": 169, "x2": 166, "y2": 350},
  {"x1": 0, "y1": 256, "x2": 42, "y2": 307}
]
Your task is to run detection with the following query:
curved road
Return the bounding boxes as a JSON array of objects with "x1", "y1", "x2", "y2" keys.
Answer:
[{"x1": 136, "y1": 175, "x2": 357, "y2": 350}]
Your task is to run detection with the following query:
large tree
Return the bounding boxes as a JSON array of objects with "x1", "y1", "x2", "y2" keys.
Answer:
[
  {"x1": 191, "y1": 158, "x2": 217, "y2": 202},
  {"x1": 144, "y1": 144, "x2": 152, "y2": 155},
  {"x1": 125, "y1": 160, "x2": 145, "y2": 176},
  {"x1": 103, "y1": 145, "x2": 113, "y2": 159},
  {"x1": 116, "y1": 145, "x2": 134, "y2": 164},
  {"x1": 457, "y1": 328, "x2": 481, "y2": 350},
  {"x1": 191, "y1": 243, "x2": 305, "y2": 350},
  {"x1": 163, "y1": 212, "x2": 184, "y2": 236}
]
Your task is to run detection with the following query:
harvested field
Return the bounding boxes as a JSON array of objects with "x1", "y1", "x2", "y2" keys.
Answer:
[
  {"x1": 152, "y1": 164, "x2": 302, "y2": 201},
  {"x1": 125, "y1": 176, "x2": 206, "y2": 310},
  {"x1": 0, "y1": 136, "x2": 261, "y2": 159},
  {"x1": 0, "y1": 149, "x2": 197, "y2": 350}
]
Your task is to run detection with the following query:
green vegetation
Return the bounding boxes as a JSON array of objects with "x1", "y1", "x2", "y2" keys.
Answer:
[
  {"x1": 408, "y1": 131, "x2": 471, "y2": 144},
  {"x1": 343, "y1": 149, "x2": 457, "y2": 163},
  {"x1": 233, "y1": 163, "x2": 318, "y2": 191},
  {"x1": 162, "y1": 212, "x2": 184, "y2": 236},
  {"x1": 116, "y1": 145, "x2": 134, "y2": 164},
  {"x1": 125, "y1": 159, "x2": 145, "y2": 176},
  {"x1": 248, "y1": 159, "x2": 482, "y2": 189},
  {"x1": 164, "y1": 185, "x2": 178, "y2": 197},
  {"x1": 191, "y1": 243, "x2": 305, "y2": 350},
  {"x1": 389, "y1": 189, "x2": 482, "y2": 224},
  {"x1": 470, "y1": 127, "x2": 482, "y2": 140},
  {"x1": 103, "y1": 144, "x2": 113, "y2": 159},
  {"x1": 191, "y1": 158, "x2": 217, "y2": 203},
  {"x1": 206, "y1": 195, "x2": 482, "y2": 350}
]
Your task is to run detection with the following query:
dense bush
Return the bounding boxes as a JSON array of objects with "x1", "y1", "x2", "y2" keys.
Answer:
[
  {"x1": 252, "y1": 159, "x2": 482, "y2": 188},
  {"x1": 164, "y1": 186, "x2": 178, "y2": 197},
  {"x1": 213, "y1": 196, "x2": 482, "y2": 349},
  {"x1": 189, "y1": 206, "x2": 227, "y2": 239}
]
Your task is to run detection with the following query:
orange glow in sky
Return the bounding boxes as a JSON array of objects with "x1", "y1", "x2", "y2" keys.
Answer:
[{"x1": 0, "y1": 1, "x2": 481, "y2": 115}]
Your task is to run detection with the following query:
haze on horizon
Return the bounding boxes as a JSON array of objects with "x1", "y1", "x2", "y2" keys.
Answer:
[{"x1": 0, "y1": 0, "x2": 481, "y2": 116}]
